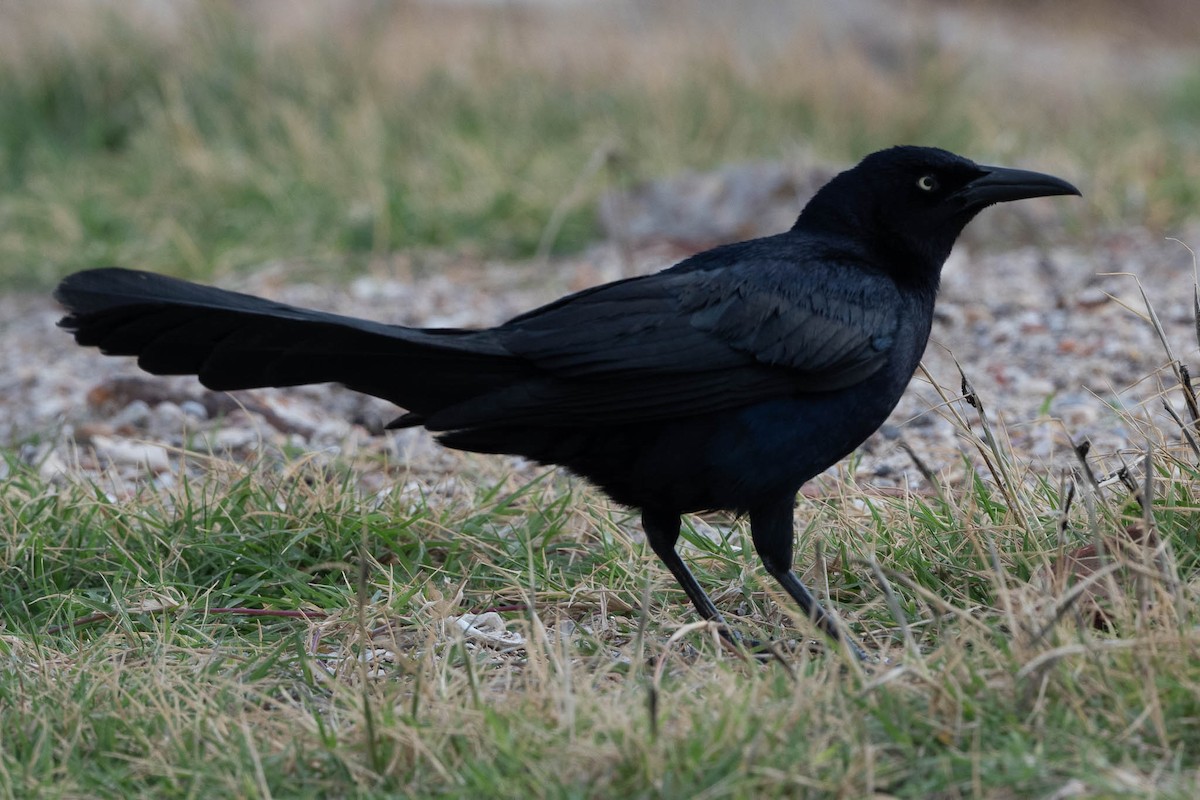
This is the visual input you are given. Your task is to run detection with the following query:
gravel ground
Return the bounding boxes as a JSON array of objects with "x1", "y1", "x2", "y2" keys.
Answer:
[{"x1": 4, "y1": 223, "x2": 1199, "y2": 505}]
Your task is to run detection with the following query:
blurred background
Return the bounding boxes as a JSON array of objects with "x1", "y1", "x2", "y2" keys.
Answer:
[{"x1": 1, "y1": 0, "x2": 1198, "y2": 286}]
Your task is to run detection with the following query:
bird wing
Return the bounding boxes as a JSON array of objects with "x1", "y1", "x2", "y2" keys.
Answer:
[{"x1": 422, "y1": 255, "x2": 902, "y2": 429}]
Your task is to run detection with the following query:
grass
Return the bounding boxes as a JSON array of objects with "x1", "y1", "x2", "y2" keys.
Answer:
[
  {"x1": 1, "y1": 2, "x2": 1199, "y2": 286},
  {"x1": 8, "y1": 277, "x2": 1200, "y2": 796},
  {"x1": 6, "y1": 1, "x2": 1200, "y2": 797},
  {"x1": 5, "y1": 379, "x2": 1200, "y2": 797}
]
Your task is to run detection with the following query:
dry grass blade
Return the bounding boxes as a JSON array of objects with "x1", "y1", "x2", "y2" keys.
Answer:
[
  {"x1": 952, "y1": 361, "x2": 1038, "y2": 535},
  {"x1": 1017, "y1": 633, "x2": 1199, "y2": 681},
  {"x1": 1160, "y1": 400, "x2": 1200, "y2": 461},
  {"x1": 1166, "y1": 237, "x2": 1200, "y2": 354},
  {"x1": 860, "y1": 556, "x2": 923, "y2": 667}
]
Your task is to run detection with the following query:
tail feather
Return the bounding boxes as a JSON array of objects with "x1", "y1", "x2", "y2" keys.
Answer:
[{"x1": 55, "y1": 268, "x2": 532, "y2": 419}]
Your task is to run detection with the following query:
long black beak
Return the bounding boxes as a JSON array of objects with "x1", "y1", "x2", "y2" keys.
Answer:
[{"x1": 953, "y1": 165, "x2": 1081, "y2": 208}]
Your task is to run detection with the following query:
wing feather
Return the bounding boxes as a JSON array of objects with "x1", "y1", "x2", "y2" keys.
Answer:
[{"x1": 430, "y1": 250, "x2": 902, "y2": 430}]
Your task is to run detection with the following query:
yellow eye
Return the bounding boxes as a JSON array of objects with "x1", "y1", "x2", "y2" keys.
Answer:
[{"x1": 917, "y1": 175, "x2": 938, "y2": 192}]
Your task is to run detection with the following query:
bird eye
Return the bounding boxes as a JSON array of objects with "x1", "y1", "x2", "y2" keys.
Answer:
[{"x1": 917, "y1": 175, "x2": 938, "y2": 192}]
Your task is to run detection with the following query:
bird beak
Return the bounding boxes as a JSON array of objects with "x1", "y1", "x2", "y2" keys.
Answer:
[{"x1": 953, "y1": 165, "x2": 1081, "y2": 208}]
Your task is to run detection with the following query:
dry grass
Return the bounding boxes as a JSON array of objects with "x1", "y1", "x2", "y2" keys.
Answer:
[{"x1": 5, "y1": 431, "x2": 1200, "y2": 797}]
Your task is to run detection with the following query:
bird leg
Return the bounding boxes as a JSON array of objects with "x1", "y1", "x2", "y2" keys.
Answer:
[
  {"x1": 749, "y1": 497, "x2": 868, "y2": 661},
  {"x1": 641, "y1": 508, "x2": 749, "y2": 650}
]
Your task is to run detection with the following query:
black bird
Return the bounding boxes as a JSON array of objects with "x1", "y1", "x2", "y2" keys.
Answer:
[{"x1": 55, "y1": 146, "x2": 1079, "y2": 658}]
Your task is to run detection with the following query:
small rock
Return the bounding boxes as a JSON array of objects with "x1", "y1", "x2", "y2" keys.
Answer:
[
  {"x1": 36, "y1": 449, "x2": 72, "y2": 481},
  {"x1": 1075, "y1": 287, "x2": 1111, "y2": 309},
  {"x1": 451, "y1": 612, "x2": 525, "y2": 650},
  {"x1": 148, "y1": 402, "x2": 191, "y2": 440},
  {"x1": 110, "y1": 400, "x2": 152, "y2": 431},
  {"x1": 90, "y1": 435, "x2": 171, "y2": 473},
  {"x1": 205, "y1": 428, "x2": 261, "y2": 452},
  {"x1": 180, "y1": 400, "x2": 208, "y2": 420}
]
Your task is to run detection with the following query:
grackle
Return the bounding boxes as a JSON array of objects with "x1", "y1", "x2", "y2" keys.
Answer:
[{"x1": 55, "y1": 146, "x2": 1080, "y2": 658}]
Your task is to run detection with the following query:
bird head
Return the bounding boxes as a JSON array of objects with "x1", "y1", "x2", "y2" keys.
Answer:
[{"x1": 795, "y1": 146, "x2": 1080, "y2": 287}]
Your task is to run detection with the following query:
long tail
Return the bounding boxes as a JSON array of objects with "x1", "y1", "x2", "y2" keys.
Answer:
[{"x1": 55, "y1": 268, "x2": 532, "y2": 428}]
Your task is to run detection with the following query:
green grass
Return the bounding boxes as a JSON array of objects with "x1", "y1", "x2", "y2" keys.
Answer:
[
  {"x1": 4, "y1": 381, "x2": 1200, "y2": 797},
  {"x1": 5, "y1": 303, "x2": 1200, "y2": 797},
  {"x1": 1, "y1": 4, "x2": 1199, "y2": 287}
]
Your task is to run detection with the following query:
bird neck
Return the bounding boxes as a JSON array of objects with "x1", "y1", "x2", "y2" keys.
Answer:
[
  {"x1": 790, "y1": 215, "x2": 945, "y2": 299},
  {"x1": 875, "y1": 236, "x2": 949, "y2": 299}
]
